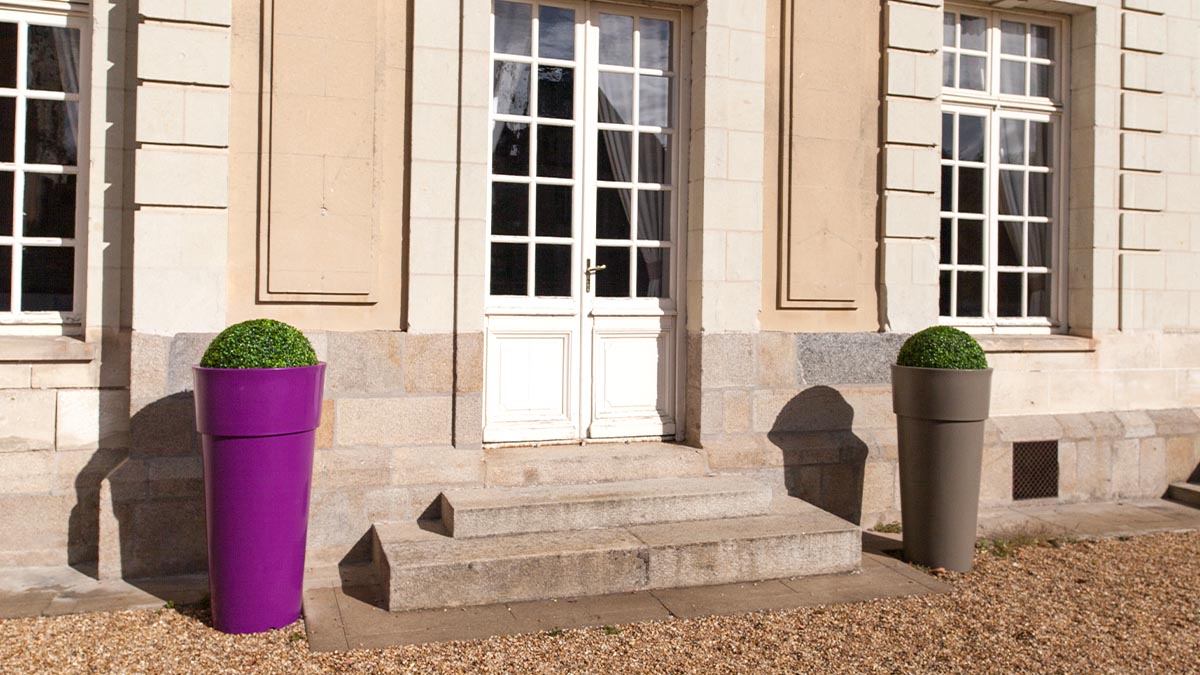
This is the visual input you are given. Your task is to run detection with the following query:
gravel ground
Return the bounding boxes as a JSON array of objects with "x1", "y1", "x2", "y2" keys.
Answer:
[{"x1": 2, "y1": 532, "x2": 1199, "y2": 675}]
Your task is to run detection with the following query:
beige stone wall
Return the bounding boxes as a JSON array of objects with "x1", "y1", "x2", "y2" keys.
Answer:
[
  {"x1": 0, "y1": 0, "x2": 136, "y2": 568},
  {"x1": 761, "y1": 0, "x2": 883, "y2": 333}
]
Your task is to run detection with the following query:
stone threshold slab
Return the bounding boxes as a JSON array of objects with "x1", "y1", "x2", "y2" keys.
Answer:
[{"x1": 304, "y1": 542, "x2": 948, "y2": 652}]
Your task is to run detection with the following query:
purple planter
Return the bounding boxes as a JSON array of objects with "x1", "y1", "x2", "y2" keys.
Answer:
[{"x1": 193, "y1": 363, "x2": 325, "y2": 634}]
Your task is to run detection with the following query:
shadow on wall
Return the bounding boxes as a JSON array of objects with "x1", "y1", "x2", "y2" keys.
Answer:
[
  {"x1": 70, "y1": 393, "x2": 208, "y2": 581},
  {"x1": 767, "y1": 386, "x2": 868, "y2": 525}
]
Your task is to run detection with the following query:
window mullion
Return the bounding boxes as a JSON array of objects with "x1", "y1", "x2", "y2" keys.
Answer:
[
  {"x1": 986, "y1": 109, "x2": 999, "y2": 324},
  {"x1": 10, "y1": 20, "x2": 27, "y2": 314}
]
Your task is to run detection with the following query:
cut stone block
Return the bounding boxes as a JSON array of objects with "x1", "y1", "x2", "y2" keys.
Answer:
[
  {"x1": 483, "y1": 442, "x2": 709, "y2": 486},
  {"x1": 442, "y1": 476, "x2": 772, "y2": 538},
  {"x1": 1167, "y1": 482, "x2": 1200, "y2": 508}
]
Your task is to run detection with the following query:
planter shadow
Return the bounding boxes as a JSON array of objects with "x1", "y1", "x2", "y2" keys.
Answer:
[{"x1": 767, "y1": 386, "x2": 869, "y2": 525}]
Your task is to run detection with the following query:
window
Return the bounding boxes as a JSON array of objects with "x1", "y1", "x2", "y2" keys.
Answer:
[
  {"x1": 940, "y1": 8, "x2": 1066, "y2": 331},
  {"x1": 487, "y1": 1, "x2": 679, "y2": 304},
  {"x1": 0, "y1": 9, "x2": 85, "y2": 323}
]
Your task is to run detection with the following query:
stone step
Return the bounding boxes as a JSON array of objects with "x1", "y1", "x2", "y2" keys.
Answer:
[
  {"x1": 1167, "y1": 482, "x2": 1200, "y2": 508},
  {"x1": 483, "y1": 442, "x2": 710, "y2": 487},
  {"x1": 441, "y1": 476, "x2": 773, "y2": 539},
  {"x1": 372, "y1": 498, "x2": 861, "y2": 612}
]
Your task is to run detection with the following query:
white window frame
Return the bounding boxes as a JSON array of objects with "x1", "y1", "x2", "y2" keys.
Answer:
[
  {"x1": 940, "y1": 5, "x2": 1069, "y2": 334},
  {"x1": 0, "y1": 4, "x2": 89, "y2": 330}
]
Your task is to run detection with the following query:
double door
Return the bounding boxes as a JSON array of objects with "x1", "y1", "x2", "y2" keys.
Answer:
[{"x1": 483, "y1": 1, "x2": 687, "y2": 443}]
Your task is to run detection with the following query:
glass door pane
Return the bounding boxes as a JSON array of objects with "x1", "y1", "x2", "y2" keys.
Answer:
[
  {"x1": 489, "y1": 1, "x2": 579, "y2": 300},
  {"x1": 593, "y1": 12, "x2": 675, "y2": 301}
]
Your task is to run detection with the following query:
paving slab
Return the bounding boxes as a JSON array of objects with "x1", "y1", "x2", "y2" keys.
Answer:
[
  {"x1": 649, "y1": 579, "x2": 807, "y2": 618},
  {"x1": 301, "y1": 587, "x2": 348, "y2": 652},
  {"x1": 0, "y1": 567, "x2": 207, "y2": 621},
  {"x1": 507, "y1": 592, "x2": 672, "y2": 632}
]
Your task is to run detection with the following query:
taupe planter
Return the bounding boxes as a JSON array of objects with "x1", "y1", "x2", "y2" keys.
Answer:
[{"x1": 891, "y1": 365, "x2": 993, "y2": 572}]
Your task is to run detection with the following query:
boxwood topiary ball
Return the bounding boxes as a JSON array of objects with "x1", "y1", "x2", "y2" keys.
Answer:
[
  {"x1": 896, "y1": 326, "x2": 988, "y2": 370},
  {"x1": 200, "y1": 319, "x2": 318, "y2": 369}
]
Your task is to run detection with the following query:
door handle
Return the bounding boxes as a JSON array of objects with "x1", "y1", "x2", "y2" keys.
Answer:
[{"x1": 585, "y1": 258, "x2": 607, "y2": 292}]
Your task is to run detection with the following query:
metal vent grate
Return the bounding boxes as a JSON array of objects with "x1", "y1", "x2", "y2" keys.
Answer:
[{"x1": 1013, "y1": 440, "x2": 1059, "y2": 500}]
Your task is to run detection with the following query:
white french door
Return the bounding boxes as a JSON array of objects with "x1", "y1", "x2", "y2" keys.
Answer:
[{"x1": 483, "y1": 0, "x2": 687, "y2": 444}]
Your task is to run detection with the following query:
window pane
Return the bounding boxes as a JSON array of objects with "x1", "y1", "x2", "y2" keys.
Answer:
[
  {"x1": 494, "y1": 1, "x2": 532, "y2": 55},
  {"x1": 941, "y1": 113, "x2": 953, "y2": 160},
  {"x1": 1027, "y1": 273, "x2": 1050, "y2": 317},
  {"x1": 27, "y1": 26, "x2": 80, "y2": 93},
  {"x1": 0, "y1": 171, "x2": 11, "y2": 236},
  {"x1": 596, "y1": 130, "x2": 631, "y2": 182},
  {"x1": 958, "y1": 167, "x2": 984, "y2": 214},
  {"x1": 534, "y1": 244, "x2": 571, "y2": 297},
  {"x1": 536, "y1": 125, "x2": 572, "y2": 178},
  {"x1": 22, "y1": 246, "x2": 73, "y2": 311},
  {"x1": 535, "y1": 184, "x2": 571, "y2": 237},
  {"x1": 999, "y1": 170, "x2": 1024, "y2": 216},
  {"x1": 492, "y1": 122, "x2": 529, "y2": 176},
  {"x1": 538, "y1": 6, "x2": 575, "y2": 60},
  {"x1": 958, "y1": 115, "x2": 984, "y2": 162},
  {"x1": 998, "y1": 221, "x2": 1023, "y2": 266},
  {"x1": 537, "y1": 66, "x2": 573, "y2": 119},
  {"x1": 1028, "y1": 222, "x2": 1051, "y2": 267},
  {"x1": 494, "y1": 62, "x2": 530, "y2": 116},
  {"x1": 639, "y1": 75, "x2": 670, "y2": 127},
  {"x1": 596, "y1": 246, "x2": 630, "y2": 297},
  {"x1": 0, "y1": 97, "x2": 14, "y2": 163},
  {"x1": 637, "y1": 190, "x2": 669, "y2": 241},
  {"x1": 26, "y1": 100, "x2": 79, "y2": 165},
  {"x1": 491, "y1": 182, "x2": 528, "y2": 236},
  {"x1": 1000, "y1": 60, "x2": 1025, "y2": 95},
  {"x1": 958, "y1": 219, "x2": 983, "y2": 265},
  {"x1": 490, "y1": 242, "x2": 528, "y2": 295},
  {"x1": 638, "y1": 133, "x2": 670, "y2": 184},
  {"x1": 999, "y1": 119, "x2": 1025, "y2": 165},
  {"x1": 939, "y1": 270, "x2": 952, "y2": 317},
  {"x1": 1029, "y1": 122, "x2": 1051, "y2": 167},
  {"x1": 942, "y1": 53, "x2": 954, "y2": 88},
  {"x1": 957, "y1": 271, "x2": 983, "y2": 317},
  {"x1": 997, "y1": 272, "x2": 1022, "y2": 317},
  {"x1": 23, "y1": 173, "x2": 76, "y2": 238},
  {"x1": 1031, "y1": 25, "x2": 1053, "y2": 59},
  {"x1": 598, "y1": 73, "x2": 632, "y2": 125},
  {"x1": 636, "y1": 247, "x2": 668, "y2": 298},
  {"x1": 640, "y1": 18, "x2": 672, "y2": 70},
  {"x1": 1001, "y1": 21, "x2": 1026, "y2": 56},
  {"x1": 943, "y1": 13, "x2": 955, "y2": 47},
  {"x1": 0, "y1": 23, "x2": 14, "y2": 88},
  {"x1": 1030, "y1": 63, "x2": 1051, "y2": 98},
  {"x1": 1028, "y1": 172, "x2": 1049, "y2": 217},
  {"x1": 940, "y1": 218, "x2": 952, "y2": 264},
  {"x1": 599, "y1": 14, "x2": 634, "y2": 66},
  {"x1": 0, "y1": 245, "x2": 8, "y2": 311},
  {"x1": 959, "y1": 55, "x2": 985, "y2": 91},
  {"x1": 941, "y1": 166, "x2": 952, "y2": 212},
  {"x1": 960, "y1": 15, "x2": 986, "y2": 51},
  {"x1": 597, "y1": 188, "x2": 631, "y2": 239}
]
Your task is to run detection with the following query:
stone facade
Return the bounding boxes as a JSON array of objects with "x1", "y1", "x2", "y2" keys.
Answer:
[{"x1": 0, "y1": 0, "x2": 1198, "y2": 582}]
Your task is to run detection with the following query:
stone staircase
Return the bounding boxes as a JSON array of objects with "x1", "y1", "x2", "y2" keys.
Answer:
[
  {"x1": 369, "y1": 445, "x2": 861, "y2": 612},
  {"x1": 1167, "y1": 481, "x2": 1200, "y2": 508}
]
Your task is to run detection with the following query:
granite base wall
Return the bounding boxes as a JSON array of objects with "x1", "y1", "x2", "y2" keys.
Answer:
[{"x1": 6, "y1": 329, "x2": 1200, "y2": 581}]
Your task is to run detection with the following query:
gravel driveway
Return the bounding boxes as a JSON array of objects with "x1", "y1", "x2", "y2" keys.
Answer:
[{"x1": 2, "y1": 531, "x2": 1198, "y2": 674}]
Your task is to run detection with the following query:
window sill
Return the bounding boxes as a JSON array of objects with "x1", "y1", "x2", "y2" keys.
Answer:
[
  {"x1": 976, "y1": 334, "x2": 1096, "y2": 354},
  {"x1": 0, "y1": 335, "x2": 97, "y2": 362}
]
